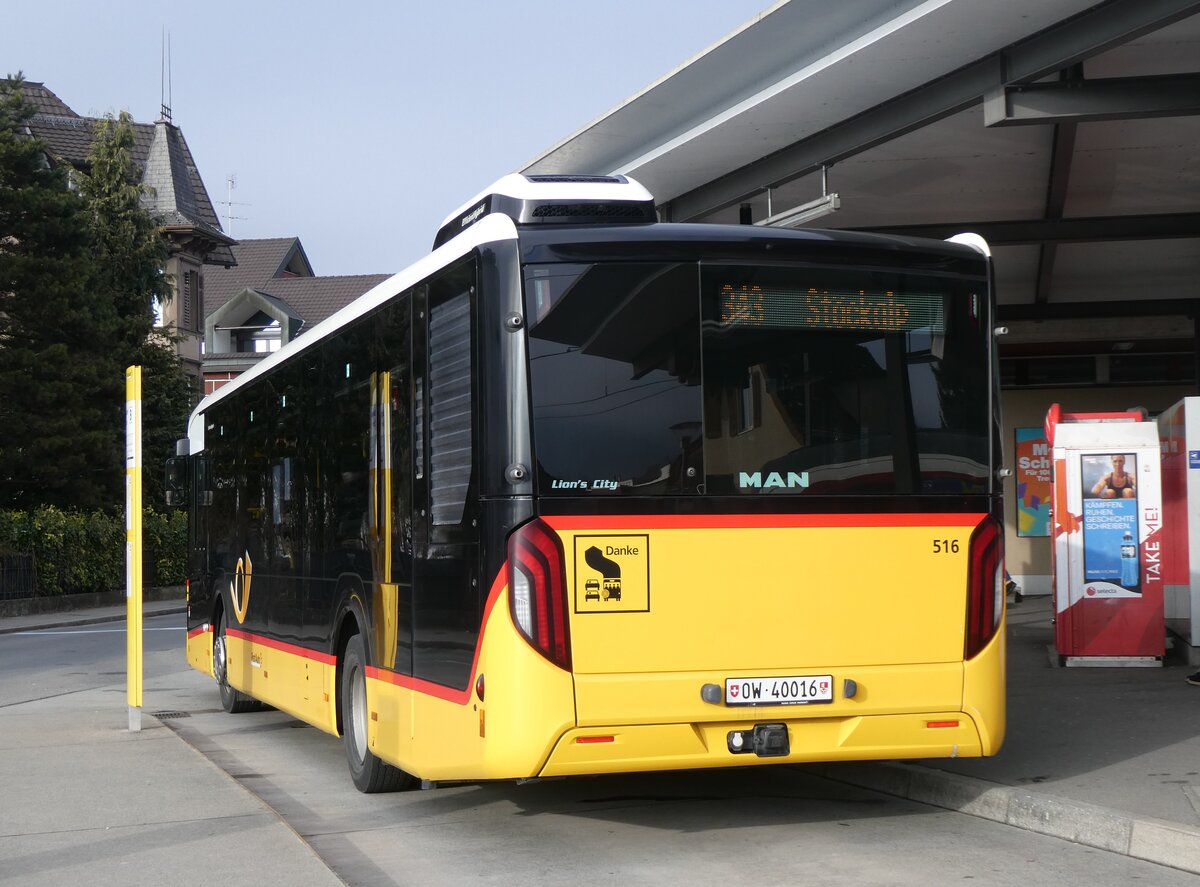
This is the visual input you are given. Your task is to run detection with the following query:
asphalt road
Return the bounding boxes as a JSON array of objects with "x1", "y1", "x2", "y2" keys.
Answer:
[
  {"x1": 2, "y1": 619, "x2": 1195, "y2": 886},
  {"x1": 0, "y1": 613, "x2": 184, "y2": 708}
]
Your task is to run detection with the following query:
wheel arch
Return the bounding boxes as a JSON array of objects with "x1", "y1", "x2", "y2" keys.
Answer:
[
  {"x1": 205, "y1": 568, "x2": 231, "y2": 638},
  {"x1": 332, "y1": 581, "x2": 370, "y2": 737}
]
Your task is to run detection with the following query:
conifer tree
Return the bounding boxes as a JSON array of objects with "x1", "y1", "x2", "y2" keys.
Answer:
[
  {"x1": 0, "y1": 77, "x2": 192, "y2": 511},
  {"x1": 80, "y1": 111, "x2": 190, "y2": 507},
  {"x1": 0, "y1": 74, "x2": 120, "y2": 510},
  {"x1": 81, "y1": 112, "x2": 170, "y2": 353}
]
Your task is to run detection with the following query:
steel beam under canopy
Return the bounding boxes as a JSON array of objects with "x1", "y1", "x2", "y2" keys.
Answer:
[
  {"x1": 985, "y1": 73, "x2": 1200, "y2": 126},
  {"x1": 851, "y1": 212, "x2": 1200, "y2": 246},
  {"x1": 667, "y1": 0, "x2": 1200, "y2": 221}
]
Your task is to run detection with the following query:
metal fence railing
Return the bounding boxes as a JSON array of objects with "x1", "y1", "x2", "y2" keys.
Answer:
[{"x1": 0, "y1": 553, "x2": 37, "y2": 600}]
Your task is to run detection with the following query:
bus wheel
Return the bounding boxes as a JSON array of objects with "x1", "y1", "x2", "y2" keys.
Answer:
[
  {"x1": 214, "y1": 610, "x2": 257, "y2": 714},
  {"x1": 340, "y1": 633, "x2": 413, "y2": 793}
]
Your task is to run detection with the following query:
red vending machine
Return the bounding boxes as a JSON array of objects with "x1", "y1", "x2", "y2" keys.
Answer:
[
  {"x1": 1157, "y1": 397, "x2": 1200, "y2": 660},
  {"x1": 1046, "y1": 405, "x2": 1165, "y2": 665}
]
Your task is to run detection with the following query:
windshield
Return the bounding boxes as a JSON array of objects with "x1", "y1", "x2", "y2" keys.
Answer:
[{"x1": 524, "y1": 259, "x2": 990, "y2": 497}]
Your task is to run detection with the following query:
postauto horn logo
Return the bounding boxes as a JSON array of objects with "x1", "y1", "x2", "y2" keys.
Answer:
[{"x1": 231, "y1": 551, "x2": 252, "y2": 624}]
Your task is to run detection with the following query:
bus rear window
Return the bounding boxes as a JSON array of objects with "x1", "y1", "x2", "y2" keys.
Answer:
[
  {"x1": 523, "y1": 263, "x2": 703, "y2": 496},
  {"x1": 699, "y1": 264, "x2": 989, "y2": 496},
  {"x1": 524, "y1": 261, "x2": 990, "y2": 497}
]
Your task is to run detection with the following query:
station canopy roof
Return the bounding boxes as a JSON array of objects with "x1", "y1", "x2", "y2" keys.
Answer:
[{"x1": 524, "y1": 0, "x2": 1200, "y2": 362}]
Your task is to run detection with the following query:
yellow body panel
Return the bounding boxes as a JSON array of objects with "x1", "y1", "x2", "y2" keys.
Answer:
[
  {"x1": 367, "y1": 590, "x2": 576, "y2": 781},
  {"x1": 186, "y1": 627, "x2": 213, "y2": 677},
  {"x1": 540, "y1": 515, "x2": 1004, "y2": 776},
  {"x1": 541, "y1": 711, "x2": 983, "y2": 777},
  {"x1": 224, "y1": 633, "x2": 338, "y2": 735},
  {"x1": 574, "y1": 661, "x2": 966, "y2": 727},
  {"x1": 366, "y1": 672, "x2": 415, "y2": 770},
  {"x1": 963, "y1": 609, "x2": 1007, "y2": 754},
  {"x1": 563, "y1": 523, "x2": 974, "y2": 676}
]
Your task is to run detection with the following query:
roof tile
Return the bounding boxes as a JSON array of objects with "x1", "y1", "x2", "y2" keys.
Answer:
[
  {"x1": 203, "y1": 238, "x2": 390, "y2": 328},
  {"x1": 18, "y1": 81, "x2": 233, "y2": 265}
]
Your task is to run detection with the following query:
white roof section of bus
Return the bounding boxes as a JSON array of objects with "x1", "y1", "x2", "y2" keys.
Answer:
[
  {"x1": 523, "y1": 0, "x2": 1200, "y2": 324},
  {"x1": 437, "y1": 173, "x2": 654, "y2": 231},
  {"x1": 187, "y1": 212, "x2": 519, "y2": 453}
]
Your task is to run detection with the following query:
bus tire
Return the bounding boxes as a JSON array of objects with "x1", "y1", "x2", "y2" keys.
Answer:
[
  {"x1": 341, "y1": 633, "x2": 413, "y2": 793},
  {"x1": 215, "y1": 610, "x2": 258, "y2": 714}
]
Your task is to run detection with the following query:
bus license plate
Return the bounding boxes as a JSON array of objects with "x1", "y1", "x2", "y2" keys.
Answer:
[{"x1": 725, "y1": 675, "x2": 833, "y2": 706}]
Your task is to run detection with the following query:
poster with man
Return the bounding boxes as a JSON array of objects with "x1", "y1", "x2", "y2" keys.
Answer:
[{"x1": 1081, "y1": 453, "x2": 1140, "y2": 593}]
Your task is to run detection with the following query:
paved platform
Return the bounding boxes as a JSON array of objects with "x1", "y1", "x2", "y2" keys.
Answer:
[
  {"x1": 2, "y1": 595, "x2": 1198, "y2": 877},
  {"x1": 0, "y1": 603, "x2": 341, "y2": 887},
  {"x1": 814, "y1": 595, "x2": 1200, "y2": 874}
]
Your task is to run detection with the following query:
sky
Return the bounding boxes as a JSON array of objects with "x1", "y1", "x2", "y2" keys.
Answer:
[{"x1": 3, "y1": 1, "x2": 773, "y2": 276}]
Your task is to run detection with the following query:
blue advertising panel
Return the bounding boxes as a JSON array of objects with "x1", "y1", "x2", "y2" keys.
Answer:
[{"x1": 1081, "y1": 453, "x2": 1140, "y2": 592}]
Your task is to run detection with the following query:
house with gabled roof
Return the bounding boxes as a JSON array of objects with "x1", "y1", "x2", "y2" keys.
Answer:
[
  {"x1": 19, "y1": 81, "x2": 236, "y2": 389},
  {"x1": 18, "y1": 82, "x2": 391, "y2": 400},
  {"x1": 201, "y1": 237, "x2": 390, "y2": 395}
]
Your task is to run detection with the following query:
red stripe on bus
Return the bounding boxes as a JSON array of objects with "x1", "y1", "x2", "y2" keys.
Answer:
[
  {"x1": 364, "y1": 667, "x2": 471, "y2": 704},
  {"x1": 225, "y1": 627, "x2": 337, "y2": 665},
  {"x1": 543, "y1": 513, "x2": 987, "y2": 531},
  {"x1": 365, "y1": 567, "x2": 508, "y2": 706},
  {"x1": 186, "y1": 625, "x2": 211, "y2": 640}
]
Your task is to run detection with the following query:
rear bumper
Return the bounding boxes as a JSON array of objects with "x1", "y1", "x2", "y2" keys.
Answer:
[{"x1": 539, "y1": 711, "x2": 984, "y2": 777}]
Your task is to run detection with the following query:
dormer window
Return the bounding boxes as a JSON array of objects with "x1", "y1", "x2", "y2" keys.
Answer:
[
  {"x1": 219, "y1": 311, "x2": 283, "y2": 353},
  {"x1": 250, "y1": 321, "x2": 282, "y2": 353}
]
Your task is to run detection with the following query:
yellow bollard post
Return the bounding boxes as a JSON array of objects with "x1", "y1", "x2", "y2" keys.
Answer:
[{"x1": 126, "y1": 366, "x2": 143, "y2": 732}]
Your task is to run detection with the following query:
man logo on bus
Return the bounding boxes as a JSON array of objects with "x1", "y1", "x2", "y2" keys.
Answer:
[
  {"x1": 739, "y1": 471, "x2": 809, "y2": 490},
  {"x1": 584, "y1": 546, "x2": 622, "y2": 601}
]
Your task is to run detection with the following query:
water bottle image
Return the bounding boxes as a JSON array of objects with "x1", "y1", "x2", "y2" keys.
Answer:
[{"x1": 1120, "y1": 531, "x2": 1138, "y2": 587}]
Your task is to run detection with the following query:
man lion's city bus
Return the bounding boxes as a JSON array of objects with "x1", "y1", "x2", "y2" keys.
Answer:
[{"x1": 167, "y1": 174, "x2": 1005, "y2": 792}]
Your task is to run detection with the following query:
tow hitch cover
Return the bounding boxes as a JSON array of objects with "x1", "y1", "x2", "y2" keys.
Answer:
[
  {"x1": 753, "y1": 723, "x2": 790, "y2": 757},
  {"x1": 728, "y1": 723, "x2": 791, "y2": 757}
]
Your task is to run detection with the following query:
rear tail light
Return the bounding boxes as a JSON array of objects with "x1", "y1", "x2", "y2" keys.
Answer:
[
  {"x1": 508, "y1": 519, "x2": 571, "y2": 670},
  {"x1": 965, "y1": 517, "x2": 1003, "y2": 659}
]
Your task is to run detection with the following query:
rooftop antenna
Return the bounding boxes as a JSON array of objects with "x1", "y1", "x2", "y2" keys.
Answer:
[
  {"x1": 220, "y1": 173, "x2": 250, "y2": 235},
  {"x1": 159, "y1": 28, "x2": 173, "y2": 123}
]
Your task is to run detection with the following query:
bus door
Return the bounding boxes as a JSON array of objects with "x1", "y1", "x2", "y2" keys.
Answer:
[
  {"x1": 411, "y1": 259, "x2": 482, "y2": 698},
  {"x1": 368, "y1": 299, "x2": 415, "y2": 676}
]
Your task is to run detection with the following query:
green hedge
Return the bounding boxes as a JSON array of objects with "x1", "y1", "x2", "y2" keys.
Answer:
[{"x1": 0, "y1": 506, "x2": 186, "y2": 597}]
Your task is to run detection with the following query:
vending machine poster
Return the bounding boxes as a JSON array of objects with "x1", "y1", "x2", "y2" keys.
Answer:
[
  {"x1": 1014, "y1": 427, "x2": 1051, "y2": 537},
  {"x1": 1080, "y1": 453, "x2": 1140, "y2": 593}
]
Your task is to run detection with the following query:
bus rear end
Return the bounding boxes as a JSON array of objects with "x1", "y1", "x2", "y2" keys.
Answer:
[{"x1": 511, "y1": 239, "x2": 1003, "y2": 776}]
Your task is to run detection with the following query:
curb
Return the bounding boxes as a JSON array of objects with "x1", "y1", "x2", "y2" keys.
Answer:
[
  {"x1": 155, "y1": 715, "x2": 345, "y2": 885},
  {"x1": 811, "y1": 761, "x2": 1200, "y2": 875},
  {"x1": 0, "y1": 586, "x2": 184, "y2": 619},
  {"x1": 0, "y1": 605, "x2": 187, "y2": 635}
]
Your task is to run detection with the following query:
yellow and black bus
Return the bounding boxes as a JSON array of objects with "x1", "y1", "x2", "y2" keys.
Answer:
[{"x1": 171, "y1": 174, "x2": 1005, "y2": 792}]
